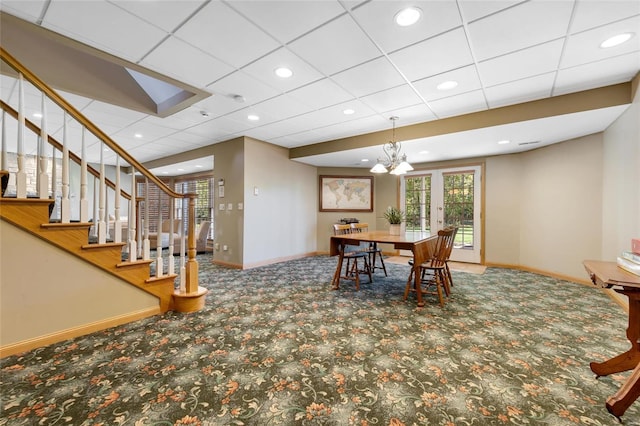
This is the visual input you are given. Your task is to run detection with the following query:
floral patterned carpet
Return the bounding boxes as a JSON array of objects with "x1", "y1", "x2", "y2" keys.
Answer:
[{"x1": 1, "y1": 255, "x2": 638, "y2": 426}]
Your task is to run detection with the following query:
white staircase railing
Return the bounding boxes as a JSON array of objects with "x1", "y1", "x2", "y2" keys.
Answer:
[{"x1": 0, "y1": 47, "x2": 205, "y2": 308}]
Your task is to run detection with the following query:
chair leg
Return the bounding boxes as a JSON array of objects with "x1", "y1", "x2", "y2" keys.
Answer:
[
  {"x1": 363, "y1": 256, "x2": 372, "y2": 283},
  {"x1": 404, "y1": 268, "x2": 414, "y2": 300},
  {"x1": 352, "y1": 258, "x2": 360, "y2": 290},
  {"x1": 435, "y1": 271, "x2": 446, "y2": 307},
  {"x1": 377, "y1": 250, "x2": 387, "y2": 276},
  {"x1": 445, "y1": 262, "x2": 453, "y2": 289}
]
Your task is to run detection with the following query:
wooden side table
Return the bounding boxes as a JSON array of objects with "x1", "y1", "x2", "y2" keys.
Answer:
[{"x1": 583, "y1": 260, "x2": 640, "y2": 420}]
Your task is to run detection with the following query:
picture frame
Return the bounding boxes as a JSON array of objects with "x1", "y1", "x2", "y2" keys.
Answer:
[{"x1": 319, "y1": 175, "x2": 373, "y2": 212}]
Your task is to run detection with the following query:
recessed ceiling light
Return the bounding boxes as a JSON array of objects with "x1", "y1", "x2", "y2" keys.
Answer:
[
  {"x1": 419, "y1": 150, "x2": 429, "y2": 155},
  {"x1": 33, "y1": 112, "x2": 43, "y2": 118},
  {"x1": 274, "y1": 67, "x2": 293, "y2": 78},
  {"x1": 395, "y1": 7, "x2": 422, "y2": 27},
  {"x1": 343, "y1": 109, "x2": 355, "y2": 115},
  {"x1": 177, "y1": 168, "x2": 184, "y2": 171},
  {"x1": 162, "y1": 171, "x2": 169, "y2": 174},
  {"x1": 248, "y1": 114, "x2": 260, "y2": 121},
  {"x1": 134, "y1": 133, "x2": 143, "y2": 138},
  {"x1": 600, "y1": 32, "x2": 634, "y2": 48},
  {"x1": 195, "y1": 165, "x2": 203, "y2": 168},
  {"x1": 497, "y1": 140, "x2": 510, "y2": 145},
  {"x1": 361, "y1": 159, "x2": 369, "y2": 162},
  {"x1": 437, "y1": 80, "x2": 458, "y2": 91}
]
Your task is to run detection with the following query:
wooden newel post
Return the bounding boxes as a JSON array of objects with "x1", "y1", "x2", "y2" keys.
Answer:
[
  {"x1": 185, "y1": 193, "x2": 199, "y2": 294},
  {"x1": 173, "y1": 192, "x2": 207, "y2": 312}
]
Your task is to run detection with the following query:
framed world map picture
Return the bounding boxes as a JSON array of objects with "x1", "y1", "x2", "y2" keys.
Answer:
[{"x1": 319, "y1": 175, "x2": 373, "y2": 212}]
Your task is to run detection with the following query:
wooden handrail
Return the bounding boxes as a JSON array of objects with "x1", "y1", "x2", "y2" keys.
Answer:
[
  {"x1": 0, "y1": 100, "x2": 131, "y2": 200},
  {"x1": 0, "y1": 47, "x2": 183, "y2": 200}
]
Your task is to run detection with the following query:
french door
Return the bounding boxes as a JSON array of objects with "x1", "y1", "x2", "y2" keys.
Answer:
[{"x1": 400, "y1": 165, "x2": 482, "y2": 263}]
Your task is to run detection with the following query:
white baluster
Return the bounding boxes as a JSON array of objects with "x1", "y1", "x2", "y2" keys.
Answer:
[
  {"x1": 80, "y1": 128, "x2": 88, "y2": 222},
  {"x1": 156, "y1": 188, "x2": 163, "y2": 277},
  {"x1": 97, "y1": 141, "x2": 106, "y2": 243},
  {"x1": 38, "y1": 93, "x2": 49, "y2": 199},
  {"x1": 51, "y1": 145, "x2": 57, "y2": 219},
  {"x1": 92, "y1": 176, "x2": 98, "y2": 237},
  {"x1": 60, "y1": 113, "x2": 70, "y2": 223},
  {"x1": 179, "y1": 198, "x2": 186, "y2": 293},
  {"x1": 15, "y1": 73, "x2": 26, "y2": 198},
  {"x1": 1, "y1": 111, "x2": 6, "y2": 171},
  {"x1": 114, "y1": 156, "x2": 122, "y2": 243},
  {"x1": 128, "y1": 169, "x2": 137, "y2": 262},
  {"x1": 168, "y1": 197, "x2": 175, "y2": 275},
  {"x1": 143, "y1": 178, "x2": 150, "y2": 260}
]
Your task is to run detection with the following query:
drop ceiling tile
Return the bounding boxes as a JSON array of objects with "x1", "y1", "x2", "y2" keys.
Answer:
[
  {"x1": 554, "y1": 51, "x2": 640, "y2": 95},
  {"x1": 114, "y1": 120, "x2": 177, "y2": 142},
  {"x1": 173, "y1": 1, "x2": 280, "y2": 69},
  {"x1": 142, "y1": 106, "x2": 211, "y2": 130},
  {"x1": 110, "y1": 0, "x2": 207, "y2": 32},
  {"x1": 190, "y1": 95, "x2": 246, "y2": 120},
  {"x1": 81, "y1": 101, "x2": 148, "y2": 129},
  {"x1": 360, "y1": 85, "x2": 423, "y2": 114},
  {"x1": 288, "y1": 14, "x2": 381, "y2": 76},
  {"x1": 428, "y1": 89, "x2": 487, "y2": 118},
  {"x1": 0, "y1": 1, "x2": 47, "y2": 22},
  {"x1": 148, "y1": 137, "x2": 202, "y2": 151},
  {"x1": 560, "y1": 16, "x2": 640, "y2": 68},
  {"x1": 467, "y1": 0, "x2": 573, "y2": 61},
  {"x1": 42, "y1": 0, "x2": 168, "y2": 61},
  {"x1": 478, "y1": 39, "x2": 564, "y2": 87},
  {"x1": 246, "y1": 94, "x2": 315, "y2": 122},
  {"x1": 485, "y1": 72, "x2": 555, "y2": 108},
  {"x1": 570, "y1": 0, "x2": 640, "y2": 33},
  {"x1": 388, "y1": 28, "x2": 474, "y2": 81},
  {"x1": 206, "y1": 71, "x2": 280, "y2": 106},
  {"x1": 412, "y1": 65, "x2": 482, "y2": 101},
  {"x1": 457, "y1": 0, "x2": 523, "y2": 22},
  {"x1": 350, "y1": 0, "x2": 462, "y2": 53},
  {"x1": 386, "y1": 104, "x2": 437, "y2": 126},
  {"x1": 241, "y1": 48, "x2": 324, "y2": 92},
  {"x1": 141, "y1": 37, "x2": 235, "y2": 88},
  {"x1": 228, "y1": 0, "x2": 346, "y2": 44},
  {"x1": 331, "y1": 57, "x2": 406, "y2": 98},
  {"x1": 186, "y1": 117, "x2": 249, "y2": 138},
  {"x1": 288, "y1": 78, "x2": 354, "y2": 110}
]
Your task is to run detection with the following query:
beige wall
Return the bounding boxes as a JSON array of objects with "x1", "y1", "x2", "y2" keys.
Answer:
[
  {"x1": 315, "y1": 169, "x2": 399, "y2": 253},
  {"x1": 210, "y1": 137, "x2": 245, "y2": 266},
  {"x1": 602, "y1": 81, "x2": 640, "y2": 259},
  {"x1": 0, "y1": 221, "x2": 158, "y2": 346},
  {"x1": 517, "y1": 134, "x2": 603, "y2": 278},
  {"x1": 243, "y1": 138, "x2": 318, "y2": 267}
]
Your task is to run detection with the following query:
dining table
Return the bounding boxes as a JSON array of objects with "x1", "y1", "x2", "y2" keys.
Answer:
[{"x1": 330, "y1": 230, "x2": 437, "y2": 307}]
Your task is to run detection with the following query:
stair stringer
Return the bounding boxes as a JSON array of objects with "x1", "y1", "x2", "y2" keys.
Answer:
[{"x1": 0, "y1": 197, "x2": 176, "y2": 312}]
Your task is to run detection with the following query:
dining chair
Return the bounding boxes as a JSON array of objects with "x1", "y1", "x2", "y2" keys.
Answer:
[
  {"x1": 443, "y1": 226, "x2": 459, "y2": 288},
  {"x1": 404, "y1": 227, "x2": 456, "y2": 306},
  {"x1": 350, "y1": 222, "x2": 387, "y2": 276},
  {"x1": 332, "y1": 224, "x2": 372, "y2": 290}
]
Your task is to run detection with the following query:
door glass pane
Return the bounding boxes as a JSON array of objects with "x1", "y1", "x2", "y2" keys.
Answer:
[
  {"x1": 443, "y1": 172, "x2": 474, "y2": 249},
  {"x1": 405, "y1": 175, "x2": 431, "y2": 234}
]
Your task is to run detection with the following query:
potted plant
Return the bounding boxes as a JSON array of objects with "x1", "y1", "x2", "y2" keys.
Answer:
[{"x1": 383, "y1": 206, "x2": 404, "y2": 235}]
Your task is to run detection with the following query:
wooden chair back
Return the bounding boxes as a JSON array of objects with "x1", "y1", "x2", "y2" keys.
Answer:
[
  {"x1": 350, "y1": 223, "x2": 369, "y2": 233},
  {"x1": 428, "y1": 227, "x2": 456, "y2": 268},
  {"x1": 333, "y1": 224, "x2": 353, "y2": 235}
]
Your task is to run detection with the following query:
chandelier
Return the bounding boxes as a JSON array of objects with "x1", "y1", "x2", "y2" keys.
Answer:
[{"x1": 370, "y1": 116, "x2": 413, "y2": 175}]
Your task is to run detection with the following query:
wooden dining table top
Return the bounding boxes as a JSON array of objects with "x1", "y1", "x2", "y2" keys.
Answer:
[{"x1": 330, "y1": 231, "x2": 435, "y2": 256}]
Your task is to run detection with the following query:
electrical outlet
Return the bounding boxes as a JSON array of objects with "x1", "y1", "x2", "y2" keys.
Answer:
[{"x1": 223, "y1": 245, "x2": 228, "y2": 251}]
